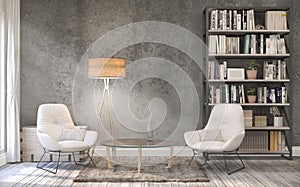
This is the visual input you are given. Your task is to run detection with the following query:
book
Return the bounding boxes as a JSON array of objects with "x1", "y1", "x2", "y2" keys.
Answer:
[
  {"x1": 250, "y1": 34, "x2": 256, "y2": 54},
  {"x1": 237, "y1": 13, "x2": 241, "y2": 30},
  {"x1": 274, "y1": 131, "x2": 278, "y2": 151},
  {"x1": 270, "y1": 131, "x2": 275, "y2": 151},
  {"x1": 260, "y1": 34, "x2": 264, "y2": 54},
  {"x1": 282, "y1": 87, "x2": 287, "y2": 104},
  {"x1": 223, "y1": 61, "x2": 227, "y2": 79},
  {"x1": 244, "y1": 34, "x2": 250, "y2": 54},
  {"x1": 219, "y1": 64, "x2": 225, "y2": 80}
]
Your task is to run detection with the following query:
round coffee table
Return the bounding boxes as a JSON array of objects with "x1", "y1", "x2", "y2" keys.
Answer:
[{"x1": 100, "y1": 138, "x2": 177, "y2": 173}]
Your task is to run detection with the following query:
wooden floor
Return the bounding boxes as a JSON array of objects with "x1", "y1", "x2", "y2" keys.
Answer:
[{"x1": 0, "y1": 156, "x2": 300, "y2": 187}]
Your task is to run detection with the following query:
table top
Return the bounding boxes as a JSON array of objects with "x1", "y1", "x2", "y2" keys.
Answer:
[{"x1": 100, "y1": 138, "x2": 177, "y2": 148}]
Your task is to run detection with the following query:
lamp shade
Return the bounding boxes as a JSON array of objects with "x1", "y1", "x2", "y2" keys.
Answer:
[{"x1": 88, "y1": 58, "x2": 126, "y2": 79}]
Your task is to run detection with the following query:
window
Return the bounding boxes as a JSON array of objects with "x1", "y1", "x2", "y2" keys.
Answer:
[{"x1": 0, "y1": 0, "x2": 5, "y2": 152}]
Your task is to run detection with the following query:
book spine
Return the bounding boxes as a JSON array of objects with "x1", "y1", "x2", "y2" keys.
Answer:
[
  {"x1": 237, "y1": 14, "x2": 241, "y2": 30},
  {"x1": 260, "y1": 34, "x2": 264, "y2": 54},
  {"x1": 244, "y1": 34, "x2": 250, "y2": 54}
]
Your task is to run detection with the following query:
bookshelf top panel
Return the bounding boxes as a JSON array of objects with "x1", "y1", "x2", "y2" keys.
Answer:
[
  {"x1": 208, "y1": 54, "x2": 290, "y2": 59},
  {"x1": 205, "y1": 7, "x2": 290, "y2": 13},
  {"x1": 207, "y1": 79, "x2": 290, "y2": 83},
  {"x1": 245, "y1": 126, "x2": 290, "y2": 130},
  {"x1": 208, "y1": 103, "x2": 290, "y2": 106},
  {"x1": 208, "y1": 30, "x2": 290, "y2": 35}
]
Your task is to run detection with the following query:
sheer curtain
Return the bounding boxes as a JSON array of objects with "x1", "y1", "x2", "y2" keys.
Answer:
[{"x1": 0, "y1": 0, "x2": 20, "y2": 162}]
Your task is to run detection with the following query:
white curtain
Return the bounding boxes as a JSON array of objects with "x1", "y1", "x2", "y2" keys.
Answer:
[{"x1": 0, "y1": 0, "x2": 20, "y2": 162}]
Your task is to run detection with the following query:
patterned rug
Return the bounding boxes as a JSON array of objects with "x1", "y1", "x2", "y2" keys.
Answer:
[{"x1": 73, "y1": 156, "x2": 209, "y2": 182}]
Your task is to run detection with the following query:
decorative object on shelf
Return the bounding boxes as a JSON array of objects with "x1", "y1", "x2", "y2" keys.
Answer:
[
  {"x1": 246, "y1": 88, "x2": 256, "y2": 103},
  {"x1": 270, "y1": 106, "x2": 283, "y2": 127},
  {"x1": 227, "y1": 68, "x2": 245, "y2": 80},
  {"x1": 88, "y1": 58, "x2": 126, "y2": 139},
  {"x1": 245, "y1": 60, "x2": 260, "y2": 79}
]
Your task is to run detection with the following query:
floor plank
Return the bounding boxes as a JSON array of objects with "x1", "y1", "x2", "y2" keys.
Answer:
[{"x1": 0, "y1": 157, "x2": 300, "y2": 187}]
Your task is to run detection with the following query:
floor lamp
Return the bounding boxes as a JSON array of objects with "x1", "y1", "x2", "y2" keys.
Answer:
[{"x1": 88, "y1": 58, "x2": 126, "y2": 139}]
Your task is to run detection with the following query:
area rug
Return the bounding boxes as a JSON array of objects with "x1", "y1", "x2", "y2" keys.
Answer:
[{"x1": 73, "y1": 156, "x2": 209, "y2": 182}]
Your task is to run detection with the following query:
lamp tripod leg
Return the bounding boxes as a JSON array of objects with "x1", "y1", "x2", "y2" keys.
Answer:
[
  {"x1": 97, "y1": 80, "x2": 107, "y2": 135},
  {"x1": 106, "y1": 81, "x2": 114, "y2": 139}
]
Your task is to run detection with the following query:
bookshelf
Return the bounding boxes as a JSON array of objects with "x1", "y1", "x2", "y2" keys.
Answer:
[{"x1": 204, "y1": 7, "x2": 292, "y2": 158}]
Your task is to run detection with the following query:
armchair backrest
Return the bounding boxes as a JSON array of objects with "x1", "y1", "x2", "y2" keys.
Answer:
[
  {"x1": 205, "y1": 104, "x2": 244, "y2": 142},
  {"x1": 37, "y1": 104, "x2": 75, "y2": 141}
]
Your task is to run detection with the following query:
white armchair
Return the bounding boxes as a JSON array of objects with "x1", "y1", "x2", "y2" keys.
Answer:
[
  {"x1": 36, "y1": 103, "x2": 98, "y2": 174},
  {"x1": 184, "y1": 104, "x2": 245, "y2": 174}
]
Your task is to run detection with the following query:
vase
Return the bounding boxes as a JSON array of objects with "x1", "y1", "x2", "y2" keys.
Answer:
[
  {"x1": 246, "y1": 70, "x2": 257, "y2": 79},
  {"x1": 247, "y1": 95, "x2": 257, "y2": 103}
]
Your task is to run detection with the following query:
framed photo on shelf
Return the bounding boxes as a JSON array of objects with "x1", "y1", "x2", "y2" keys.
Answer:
[{"x1": 227, "y1": 68, "x2": 245, "y2": 80}]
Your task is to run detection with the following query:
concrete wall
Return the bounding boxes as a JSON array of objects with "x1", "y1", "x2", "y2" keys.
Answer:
[{"x1": 21, "y1": 0, "x2": 299, "y2": 145}]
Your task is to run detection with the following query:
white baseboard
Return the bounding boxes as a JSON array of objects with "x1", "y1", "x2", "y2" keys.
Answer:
[
  {"x1": 0, "y1": 152, "x2": 7, "y2": 167},
  {"x1": 292, "y1": 146, "x2": 300, "y2": 156},
  {"x1": 95, "y1": 146, "x2": 300, "y2": 157}
]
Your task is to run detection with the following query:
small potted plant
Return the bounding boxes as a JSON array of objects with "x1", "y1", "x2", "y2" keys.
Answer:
[
  {"x1": 245, "y1": 60, "x2": 260, "y2": 79},
  {"x1": 247, "y1": 88, "x2": 257, "y2": 103}
]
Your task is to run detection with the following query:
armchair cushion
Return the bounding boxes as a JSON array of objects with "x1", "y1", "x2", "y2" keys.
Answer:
[
  {"x1": 60, "y1": 128, "x2": 86, "y2": 141},
  {"x1": 192, "y1": 141, "x2": 225, "y2": 153},
  {"x1": 57, "y1": 141, "x2": 90, "y2": 152}
]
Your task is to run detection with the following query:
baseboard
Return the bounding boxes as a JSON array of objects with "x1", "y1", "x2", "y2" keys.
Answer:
[
  {"x1": 95, "y1": 145, "x2": 300, "y2": 157},
  {"x1": 0, "y1": 152, "x2": 7, "y2": 167},
  {"x1": 292, "y1": 146, "x2": 300, "y2": 156}
]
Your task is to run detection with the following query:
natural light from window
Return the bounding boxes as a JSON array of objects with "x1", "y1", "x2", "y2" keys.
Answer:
[{"x1": 0, "y1": 1, "x2": 5, "y2": 152}]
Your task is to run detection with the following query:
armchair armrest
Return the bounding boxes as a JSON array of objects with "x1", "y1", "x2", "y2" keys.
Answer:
[
  {"x1": 75, "y1": 126, "x2": 88, "y2": 129},
  {"x1": 37, "y1": 132, "x2": 61, "y2": 151},
  {"x1": 84, "y1": 130, "x2": 98, "y2": 147},
  {"x1": 184, "y1": 130, "x2": 204, "y2": 147},
  {"x1": 223, "y1": 132, "x2": 245, "y2": 152}
]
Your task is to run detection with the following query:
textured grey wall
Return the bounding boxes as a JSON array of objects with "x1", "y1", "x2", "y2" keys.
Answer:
[{"x1": 20, "y1": 0, "x2": 299, "y2": 145}]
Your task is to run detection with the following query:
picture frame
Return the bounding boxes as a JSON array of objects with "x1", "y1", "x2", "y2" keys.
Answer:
[{"x1": 227, "y1": 68, "x2": 245, "y2": 80}]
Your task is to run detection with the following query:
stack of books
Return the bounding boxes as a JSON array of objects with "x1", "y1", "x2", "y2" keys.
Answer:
[
  {"x1": 254, "y1": 116, "x2": 267, "y2": 127},
  {"x1": 240, "y1": 131, "x2": 269, "y2": 151},
  {"x1": 244, "y1": 110, "x2": 253, "y2": 127},
  {"x1": 263, "y1": 60, "x2": 287, "y2": 80},
  {"x1": 265, "y1": 11, "x2": 288, "y2": 30},
  {"x1": 265, "y1": 34, "x2": 287, "y2": 54},
  {"x1": 210, "y1": 9, "x2": 255, "y2": 30},
  {"x1": 269, "y1": 131, "x2": 285, "y2": 151},
  {"x1": 209, "y1": 84, "x2": 245, "y2": 104},
  {"x1": 209, "y1": 35, "x2": 240, "y2": 54}
]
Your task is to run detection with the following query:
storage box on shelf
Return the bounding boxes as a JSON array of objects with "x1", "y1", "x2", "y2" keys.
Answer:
[
  {"x1": 204, "y1": 7, "x2": 292, "y2": 158},
  {"x1": 20, "y1": 126, "x2": 85, "y2": 162}
]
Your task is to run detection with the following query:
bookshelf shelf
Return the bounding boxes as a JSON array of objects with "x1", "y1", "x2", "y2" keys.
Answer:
[
  {"x1": 205, "y1": 7, "x2": 292, "y2": 159},
  {"x1": 208, "y1": 54, "x2": 290, "y2": 59},
  {"x1": 245, "y1": 126, "x2": 290, "y2": 130},
  {"x1": 208, "y1": 29, "x2": 290, "y2": 35},
  {"x1": 208, "y1": 79, "x2": 290, "y2": 83}
]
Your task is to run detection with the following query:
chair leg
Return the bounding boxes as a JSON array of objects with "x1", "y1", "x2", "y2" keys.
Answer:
[
  {"x1": 37, "y1": 148, "x2": 61, "y2": 174},
  {"x1": 223, "y1": 150, "x2": 245, "y2": 175},
  {"x1": 187, "y1": 150, "x2": 196, "y2": 168},
  {"x1": 187, "y1": 150, "x2": 208, "y2": 168},
  {"x1": 72, "y1": 150, "x2": 96, "y2": 167}
]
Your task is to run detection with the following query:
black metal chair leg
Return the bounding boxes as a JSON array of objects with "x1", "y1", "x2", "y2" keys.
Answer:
[
  {"x1": 187, "y1": 150, "x2": 208, "y2": 168},
  {"x1": 37, "y1": 148, "x2": 61, "y2": 174},
  {"x1": 223, "y1": 150, "x2": 245, "y2": 175},
  {"x1": 87, "y1": 151, "x2": 96, "y2": 167},
  {"x1": 72, "y1": 150, "x2": 96, "y2": 167},
  {"x1": 187, "y1": 151, "x2": 196, "y2": 168}
]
